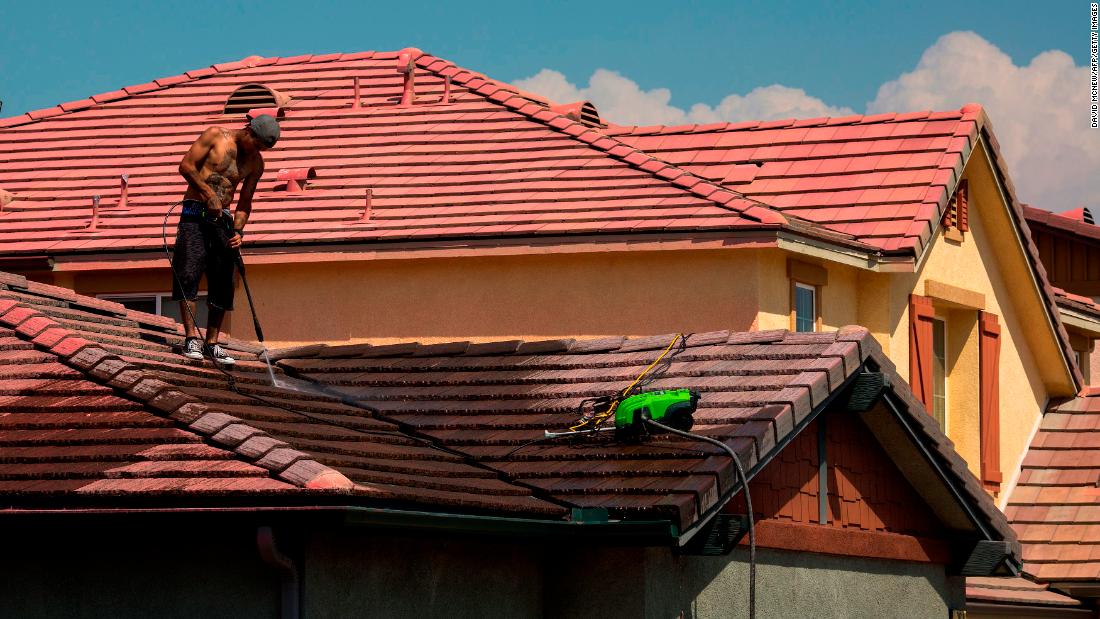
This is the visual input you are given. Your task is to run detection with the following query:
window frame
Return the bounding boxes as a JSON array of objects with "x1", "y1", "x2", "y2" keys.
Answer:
[
  {"x1": 930, "y1": 315, "x2": 949, "y2": 433},
  {"x1": 792, "y1": 282, "x2": 819, "y2": 333},
  {"x1": 97, "y1": 291, "x2": 208, "y2": 321}
]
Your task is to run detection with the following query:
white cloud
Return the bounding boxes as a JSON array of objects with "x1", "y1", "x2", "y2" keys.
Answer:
[
  {"x1": 513, "y1": 68, "x2": 852, "y2": 126},
  {"x1": 868, "y1": 31, "x2": 1097, "y2": 213},
  {"x1": 514, "y1": 31, "x2": 1098, "y2": 212}
]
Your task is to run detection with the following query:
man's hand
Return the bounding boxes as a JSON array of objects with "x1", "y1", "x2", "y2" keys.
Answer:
[{"x1": 228, "y1": 232, "x2": 243, "y2": 249}]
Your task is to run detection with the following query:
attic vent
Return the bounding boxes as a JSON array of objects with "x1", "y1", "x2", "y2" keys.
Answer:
[
  {"x1": 1085, "y1": 207, "x2": 1095, "y2": 225},
  {"x1": 224, "y1": 84, "x2": 288, "y2": 116},
  {"x1": 550, "y1": 101, "x2": 603, "y2": 128},
  {"x1": 578, "y1": 102, "x2": 602, "y2": 126}
]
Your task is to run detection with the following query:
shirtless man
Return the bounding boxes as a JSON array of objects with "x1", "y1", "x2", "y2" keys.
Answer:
[{"x1": 171, "y1": 114, "x2": 279, "y2": 365}]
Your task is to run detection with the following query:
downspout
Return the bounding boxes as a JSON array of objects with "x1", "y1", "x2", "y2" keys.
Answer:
[{"x1": 257, "y1": 526, "x2": 300, "y2": 619}]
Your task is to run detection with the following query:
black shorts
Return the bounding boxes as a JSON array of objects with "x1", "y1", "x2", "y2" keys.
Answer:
[{"x1": 170, "y1": 200, "x2": 237, "y2": 311}]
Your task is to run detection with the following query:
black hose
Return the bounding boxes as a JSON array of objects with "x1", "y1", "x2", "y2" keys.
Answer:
[{"x1": 644, "y1": 417, "x2": 756, "y2": 619}]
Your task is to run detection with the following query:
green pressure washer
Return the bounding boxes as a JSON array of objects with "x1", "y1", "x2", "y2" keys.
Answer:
[
  {"x1": 545, "y1": 388, "x2": 700, "y2": 440},
  {"x1": 614, "y1": 388, "x2": 699, "y2": 438}
]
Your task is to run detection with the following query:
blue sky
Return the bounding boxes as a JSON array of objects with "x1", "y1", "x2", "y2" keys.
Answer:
[{"x1": 0, "y1": 0, "x2": 1082, "y2": 116}]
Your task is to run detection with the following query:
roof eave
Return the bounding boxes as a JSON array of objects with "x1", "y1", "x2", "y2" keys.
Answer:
[{"x1": 0, "y1": 505, "x2": 679, "y2": 544}]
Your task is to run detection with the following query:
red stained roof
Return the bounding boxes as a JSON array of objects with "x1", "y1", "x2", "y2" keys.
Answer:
[
  {"x1": 0, "y1": 50, "x2": 819, "y2": 261},
  {"x1": 0, "y1": 270, "x2": 1014, "y2": 545},
  {"x1": 1007, "y1": 390, "x2": 1100, "y2": 581},
  {"x1": 610, "y1": 109, "x2": 984, "y2": 253},
  {"x1": 0, "y1": 49, "x2": 1081, "y2": 387}
]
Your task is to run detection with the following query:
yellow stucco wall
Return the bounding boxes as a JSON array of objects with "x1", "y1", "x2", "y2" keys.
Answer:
[
  {"x1": 68, "y1": 249, "x2": 766, "y2": 347},
  {"x1": 748, "y1": 145, "x2": 1071, "y2": 488},
  {"x1": 859, "y1": 146, "x2": 1068, "y2": 486}
]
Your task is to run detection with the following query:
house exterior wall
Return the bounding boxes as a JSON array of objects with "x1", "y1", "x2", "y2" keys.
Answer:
[
  {"x1": 310, "y1": 532, "x2": 960, "y2": 619},
  {"x1": 67, "y1": 248, "x2": 765, "y2": 348},
  {"x1": 750, "y1": 147, "x2": 1069, "y2": 490},
  {"x1": 1, "y1": 520, "x2": 961, "y2": 619},
  {"x1": 0, "y1": 523, "x2": 278, "y2": 618},
  {"x1": 870, "y1": 146, "x2": 1068, "y2": 489},
  {"x1": 552, "y1": 545, "x2": 962, "y2": 619}
]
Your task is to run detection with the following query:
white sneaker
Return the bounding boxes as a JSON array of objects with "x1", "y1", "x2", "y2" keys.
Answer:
[
  {"x1": 205, "y1": 343, "x2": 236, "y2": 366},
  {"x1": 182, "y1": 338, "x2": 204, "y2": 361}
]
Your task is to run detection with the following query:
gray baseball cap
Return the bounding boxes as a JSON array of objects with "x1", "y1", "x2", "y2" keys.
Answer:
[{"x1": 249, "y1": 114, "x2": 280, "y2": 147}]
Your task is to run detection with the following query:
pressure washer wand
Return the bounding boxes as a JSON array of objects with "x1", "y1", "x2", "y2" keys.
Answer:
[
  {"x1": 234, "y1": 251, "x2": 264, "y2": 344},
  {"x1": 233, "y1": 249, "x2": 283, "y2": 386},
  {"x1": 220, "y1": 213, "x2": 281, "y2": 386}
]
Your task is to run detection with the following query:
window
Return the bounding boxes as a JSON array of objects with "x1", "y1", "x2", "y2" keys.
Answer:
[
  {"x1": 787, "y1": 259, "x2": 827, "y2": 333},
  {"x1": 931, "y1": 317, "x2": 947, "y2": 431},
  {"x1": 794, "y1": 283, "x2": 816, "y2": 332},
  {"x1": 99, "y1": 292, "x2": 208, "y2": 325}
]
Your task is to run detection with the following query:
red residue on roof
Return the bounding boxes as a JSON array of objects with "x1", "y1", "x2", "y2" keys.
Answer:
[
  {"x1": 0, "y1": 50, "x2": 797, "y2": 258},
  {"x1": 611, "y1": 104, "x2": 988, "y2": 254}
]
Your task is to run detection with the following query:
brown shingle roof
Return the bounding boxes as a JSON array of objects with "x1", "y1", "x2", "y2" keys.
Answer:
[
  {"x1": 1008, "y1": 390, "x2": 1100, "y2": 581},
  {"x1": 273, "y1": 327, "x2": 1017, "y2": 548},
  {"x1": 966, "y1": 576, "x2": 1084, "y2": 609},
  {"x1": 0, "y1": 270, "x2": 1015, "y2": 552}
]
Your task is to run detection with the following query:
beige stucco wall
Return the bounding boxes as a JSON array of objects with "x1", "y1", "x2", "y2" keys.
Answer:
[
  {"x1": 744, "y1": 145, "x2": 1071, "y2": 490},
  {"x1": 855, "y1": 145, "x2": 1067, "y2": 488},
  {"x1": 68, "y1": 249, "x2": 766, "y2": 347}
]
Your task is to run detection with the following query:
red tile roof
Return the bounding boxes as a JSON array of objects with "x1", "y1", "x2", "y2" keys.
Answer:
[
  {"x1": 0, "y1": 271, "x2": 559, "y2": 513},
  {"x1": 610, "y1": 108, "x2": 983, "y2": 253},
  {"x1": 966, "y1": 576, "x2": 1084, "y2": 609},
  {"x1": 0, "y1": 328, "x2": 298, "y2": 499},
  {"x1": 0, "y1": 269, "x2": 1015, "y2": 547},
  {"x1": 1024, "y1": 204, "x2": 1100, "y2": 244},
  {"x1": 0, "y1": 50, "x2": 866, "y2": 262},
  {"x1": 1007, "y1": 390, "x2": 1100, "y2": 581},
  {"x1": 0, "y1": 49, "x2": 1081, "y2": 387}
]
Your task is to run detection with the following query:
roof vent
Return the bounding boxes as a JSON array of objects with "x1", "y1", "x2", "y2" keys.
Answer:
[
  {"x1": 396, "y1": 48, "x2": 421, "y2": 106},
  {"x1": 550, "y1": 101, "x2": 603, "y2": 127},
  {"x1": 224, "y1": 84, "x2": 290, "y2": 116},
  {"x1": 1085, "y1": 207, "x2": 1094, "y2": 225},
  {"x1": 277, "y1": 167, "x2": 316, "y2": 193}
]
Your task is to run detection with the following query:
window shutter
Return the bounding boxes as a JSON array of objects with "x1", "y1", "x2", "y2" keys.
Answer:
[
  {"x1": 957, "y1": 180, "x2": 969, "y2": 232},
  {"x1": 979, "y1": 311, "x2": 1002, "y2": 490},
  {"x1": 909, "y1": 294, "x2": 936, "y2": 410}
]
